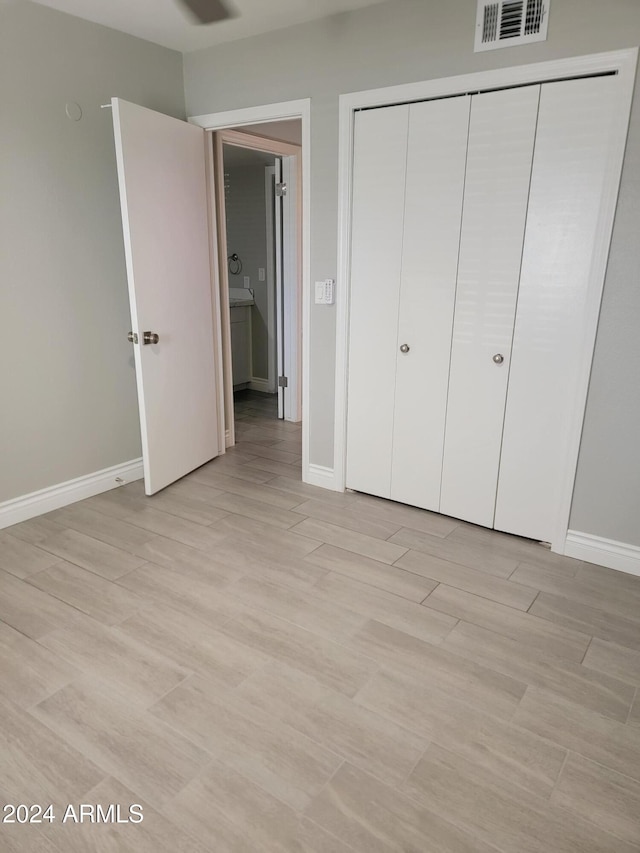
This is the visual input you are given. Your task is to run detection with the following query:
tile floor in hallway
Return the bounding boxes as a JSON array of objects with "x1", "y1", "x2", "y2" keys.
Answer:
[{"x1": 1, "y1": 389, "x2": 640, "y2": 851}]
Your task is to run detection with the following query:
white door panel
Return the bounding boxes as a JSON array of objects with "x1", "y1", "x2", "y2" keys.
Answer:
[
  {"x1": 346, "y1": 105, "x2": 410, "y2": 499},
  {"x1": 494, "y1": 76, "x2": 620, "y2": 541},
  {"x1": 112, "y1": 98, "x2": 219, "y2": 495},
  {"x1": 390, "y1": 96, "x2": 471, "y2": 511},
  {"x1": 275, "y1": 157, "x2": 285, "y2": 419},
  {"x1": 440, "y1": 86, "x2": 540, "y2": 526}
]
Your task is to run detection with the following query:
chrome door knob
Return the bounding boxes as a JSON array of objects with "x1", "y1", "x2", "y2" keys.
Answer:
[
  {"x1": 493, "y1": 353, "x2": 504, "y2": 364},
  {"x1": 127, "y1": 331, "x2": 138, "y2": 344},
  {"x1": 143, "y1": 331, "x2": 160, "y2": 345},
  {"x1": 399, "y1": 344, "x2": 410, "y2": 354}
]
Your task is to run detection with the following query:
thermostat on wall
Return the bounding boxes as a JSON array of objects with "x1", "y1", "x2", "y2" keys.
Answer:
[{"x1": 315, "y1": 279, "x2": 335, "y2": 305}]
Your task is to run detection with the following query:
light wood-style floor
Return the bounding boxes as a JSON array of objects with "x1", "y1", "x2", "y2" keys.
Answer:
[{"x1": 2, "y1": 389, "x2": 640, "y2": 852}]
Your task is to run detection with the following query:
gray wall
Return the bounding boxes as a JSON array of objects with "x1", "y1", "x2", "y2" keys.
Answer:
[
  {"x1": 224, "y1": 161, "x2": 273, "y2": 383},
  {"x1": 0, "y1": 1, "x2": 184, "y2": 503},
  {"x1": 184, "y1": 0, "x2": 640, "y2": 546}
]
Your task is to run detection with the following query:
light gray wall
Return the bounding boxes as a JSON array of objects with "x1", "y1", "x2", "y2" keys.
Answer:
[
  {"x1": 224, "y1": 162, "x2": 273, "y2": 383},
  {"x1": 184, "y1": 0, "x2": 640, "y2": 546},
  {"x1": 0, "y1": 1, "x2": 184, "y2": 503}
]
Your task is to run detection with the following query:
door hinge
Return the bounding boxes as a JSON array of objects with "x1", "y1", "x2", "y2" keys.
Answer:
[
  {"x1": 278, "y1": 375, "x2": 288, "y2": 388},
  {"x1": 275, "y1": 182, "x2": 287, "y2": 197}
]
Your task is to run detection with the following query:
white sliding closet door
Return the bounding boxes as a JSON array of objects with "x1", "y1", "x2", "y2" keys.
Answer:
[
  {"x1": 494, "y1": 75, "x2": 621, "y2": 542},
  {"x1": 439, "y1": 86, "x2": 540, "y2": 528},
  {"x1": 346, "y1": 105, "x2": 409, "y2": 498},
  {"x1": 390, "y1": 97, "x2": 470, "y2": 510}
]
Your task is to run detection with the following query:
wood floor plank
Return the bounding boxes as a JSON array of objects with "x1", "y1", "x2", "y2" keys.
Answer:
[
  {"x1": 0, "y1": 531, "x2": 61, "y2": 578},
  {"x1": 290, "y1": 518, "x2": 408, "y2": 564},
  {"x1": 187, "y1": 469, "x2": 304, "y2": 510},
  {"x1": 304, "y1": 762, "x2": 497, "y2": 853},
  {"x1": 401, "y1": 743, "x2": 637, "y2": 853},
  {"x1": 396, "y1": 549, "x2": 538, "y2": 610},
  {"x1": 219, "y1": 609, "x2": 378, "y2": 698},
  {"x1": 238, "y1": 441, "x2": 301, "y2": 464},
  {"x1": 151, "y1": 675, "x2": 342, "y2": 811},
  {"x1": 423, "y1": 584, "x2": 591, "y2": 662},
  {"x1": 116, "y1": 603, "x2": 271, "y2": 688},
  {"x1": 389, "y1": 525, "x2": 519, "y2": 578},
  {"x1": 39, "y1": 619, "x2": 191, "y2": 709},
  {"x1": 353, "y1": 493, "x2": 460, "y2": 538},
  {"x1": 116, "y1": 561, "x2": 241, "y2": 627},
  {"x1": 312, "y1": 572, "x2": 457, "y2": 646},
  {"x1": 225, "y1": 575, "x2": 367, "y2": 643},
  {"x1": 355, "y1": 666, "x2": 566, "y2": 798},
  {"x1": 346, "y1": 619, "x2": 525, "y2": 721},
  {"x1": 209, "y1": 512, "x2": 322, "y2": 558},
  {"x1": 236, "y1": 662, "x2": 429, "y2": 787},
  {"x1": 1, "y1": 515, "x2": 66, "y2": 544},
  {"x1": 37, "y1": 528, "x2": 147, "y2": 580},
  {"x1": 128, "y1": 534, "x2": 243, "y2": 587},
  {"x1": 529, "y1": 591, "x2": 640, "y2": 651},
  {"x1": 0, "y1": 568, "x2": 98, "y2": 639},
  {"x1": 49, "y1": 505, "x2": 155, "y2": 552},
  {"x1": 305, "y1": 544, "x2": 437, "y2": 602},
  {"x1": 0, "y1": 620, "x2": 79, "y2": 709},
  {"x1": 443, "y1": 621, "x2": 635, "y2": 722},
  {"x1": 0, "y1": 694, "x2": 105, "y2": 804},
  {"x1": 26, "y1": 561, "x2": 143, "y2": 626},
  {"x1": 582, "y1": 638, "x2": 640, "y2": 686},
  {"x1": 512, "y1": 561, "x2": 640, "y2": 622},
  {"x1": 124, "y1": 507, "x2": 230, "y2": 552},
  {"x1": 292, "y1": 499, "x2": 403, "y2": 540},
  {"x1": 165, "y1": 759, "x2": 301, "y2": 853},
  {"x1": 551, "y1": 753, "x2": 640, "y2": 846},
  {"x1": 513, "y1": 687, "x2": 640, "y2": 782},
  {"x1": 446, "y1": 523, "x2": 582, "y2": 573},
  {"x1": 32, "y1": 677, "x2": 210, "y2": 808},
  {"x1": 44, "y1": 777, "x2": 208, "y2": 853}
]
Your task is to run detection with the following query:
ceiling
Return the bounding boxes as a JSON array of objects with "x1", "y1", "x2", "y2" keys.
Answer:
[{"x1": 29, "y1": 0, "x2": 389, "y2": 53}]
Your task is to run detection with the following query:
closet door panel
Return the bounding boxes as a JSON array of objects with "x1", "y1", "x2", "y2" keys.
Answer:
[
  {"x1": 440, "y1": 86, "x2": 540, "y2": 527},
  {"x1": 346, "y1": 105, "x2": 410, "y2": 498},
  {"x1": 390, "y1": 96, "x2": 471, "y2": 511},
  {"x1": 495, "y1": 76, "x2": 620, "y2": 542}
]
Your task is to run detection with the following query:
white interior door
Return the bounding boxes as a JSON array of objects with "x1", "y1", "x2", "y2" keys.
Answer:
[
  {"x1": 390, "y1": 96, "x2": 471, "y2": 511},
  {"x1": 439, "y1": 86, "x2": 540, "y2": 527},
  {"x1": 274, "y1": 157, "x2": 285, "y2": 419},
  {"x1": 494, "y1": 75, "x2": 622, "y2": 542},
  {"x1": 112, "y1": 98, "x2": 220, "y2": 495},
  {"x1": 346, "y1": 105, "x2": 409, "y2": 498}
]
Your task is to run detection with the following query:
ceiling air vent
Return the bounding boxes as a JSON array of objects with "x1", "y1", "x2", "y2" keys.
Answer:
[{"x1": 475, "y1": 0, "x2": 550, "y2": 52}]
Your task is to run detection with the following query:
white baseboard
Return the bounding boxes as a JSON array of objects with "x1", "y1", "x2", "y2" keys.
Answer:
[
  {"x1": 0, "y1": 458, "x2": 144, "y2": 531},
  {"x1": 564, "y1": 530, "x2": 640, "y2": 577},
  {"x1": 249, "y1": 378, "x2": 274, "y2": 394},
  {"x1": 304, "y1": 463, "x2": 339, "y2": 491}
]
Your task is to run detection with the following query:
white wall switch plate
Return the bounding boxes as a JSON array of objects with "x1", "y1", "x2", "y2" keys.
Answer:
[
  {"x1": 258, "y1": 268, "x2": 266, "y2": 282},
  {"x1": 315, "y1": 279, "x2": 335, "y2": 305},
  {"x1": 243, "y1": 276, "x2": 251, "y2": 288}
]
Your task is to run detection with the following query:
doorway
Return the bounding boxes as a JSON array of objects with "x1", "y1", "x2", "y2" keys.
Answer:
[{"x1": 211, "y1": 124, "x2": 303, "y2": 449}]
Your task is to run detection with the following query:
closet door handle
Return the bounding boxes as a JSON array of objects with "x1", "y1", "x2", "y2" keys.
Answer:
[
  {"x1": 400, "y1": 344, "x2": 410, "y2": 354},
  {"x1": 493, "y1": 353, "x2": 504, "y2": 365}
]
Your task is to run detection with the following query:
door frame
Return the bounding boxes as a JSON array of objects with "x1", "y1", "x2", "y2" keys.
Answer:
[
  {"x1": 333, "y1": 49, "x2": 637, "y2": 554},
  {"x1": 190, "y1": 100, "x2": 310, "y2": 474}
]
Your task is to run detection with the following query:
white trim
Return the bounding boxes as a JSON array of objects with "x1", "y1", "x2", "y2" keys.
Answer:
[
  {"x1": 249, "y1": 377, "x2": 271, "y2": 393},
  {"x1": 265, "y1": 164, "x2": 277, "y2": 394},
  {"x1": 334, "y1": 48, "x2": 638, "y2": 551},
  {"x1": 564, "y1": 530, "x2": 640, "y2": 578},
  {"x1": 0, "y1": 459, "x2": 144, "y2": 530},
  {"x1": 190, "y1": 99, "x2": 311, "y2": 480},
  {"x1": 306, "y1": 463, "x2": 339, "y2": 490}
]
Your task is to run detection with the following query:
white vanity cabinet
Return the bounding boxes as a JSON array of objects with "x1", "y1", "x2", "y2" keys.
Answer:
[{"x1": 230, "y1": 305, "x2": 252, "y2": 388}]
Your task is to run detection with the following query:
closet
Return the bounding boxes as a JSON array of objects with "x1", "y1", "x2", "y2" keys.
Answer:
[{"x1": 345, "y1": 73, "x2": 620, "y2": 544}]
